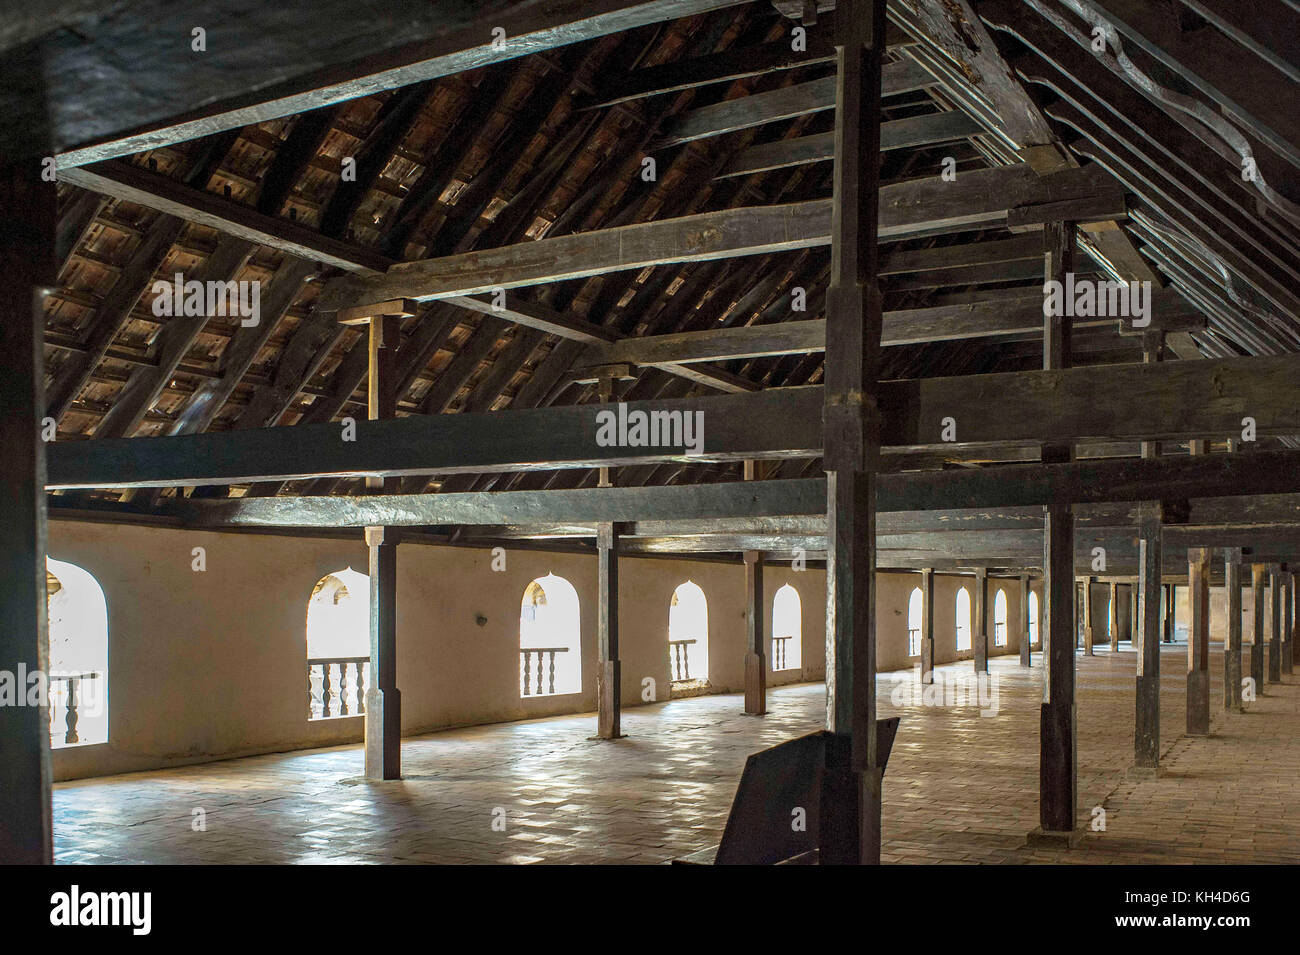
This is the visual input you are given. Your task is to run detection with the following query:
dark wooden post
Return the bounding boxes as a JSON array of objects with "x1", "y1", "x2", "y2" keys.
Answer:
[
  {"x1": 0, "y1": 71, "x2": 56, "y2": 863},
  {"x1": 1163, "y1": 584, "x2": 1174, "y2": 643},
  {"x1": 973, "y1": 567, "x2": 988, "y2": 673},
  {"x1": 1270, "y1": 566, "x2": 1283, "y2": 683},
  {"x1": 1108, "y1": 580, "x2": 1119, "y2": 652},
  {"x1": 342, "y1": 304, "x2": 410, "y2": 782},
  {"x1": 1186, "y1": 547, "x2": 1211, "y2": 736},
  {"x1": 1035, "y1": 219, "x2": 1077, "y2": 841},
  {"x1": 819, "y1": 0, "x2": 886, "y2": 867},
  {"x1": 1285, "y1": 572, "x2": 1295, "y2": 676},
  {"x1": 365, "y1": 525, "x2": 400, "y2": 778},
  {"x1": 1250, "y1": 564, "x2": 1266, "y2": 695},
  {"x1": 1082, "y1": 576, "x2": 1094, "y2": 655},
  {"x1": 920, "y1": 568, "x2": 935, "y2": 684},
  {"x1": 1134, "y1": 503, "x2": 1163, "y2": 769},
  {"x1": 1018, "y1": 575, "x2": 1031, "y2": 667},
  {"x1": 1224, "y1": 548, "x2": 1244, "y2": 712},
  {"x1": 596, "y1": 522, "x2": 622, "y2": 739},
  {"x1": 1127, "y1": 581, "x2": 1138, "y2": 644},
  {"x1": 743, "y1": 550, "x2": 766, "y2": 715}
]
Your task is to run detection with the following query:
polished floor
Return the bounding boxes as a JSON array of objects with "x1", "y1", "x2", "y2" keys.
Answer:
[{"x1": 53, "y1": 645, "x2": 1300, "y2": 864}]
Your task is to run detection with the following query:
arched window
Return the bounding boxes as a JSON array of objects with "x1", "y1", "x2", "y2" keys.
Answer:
[
  {"x1": 1029, "y1": 591, "x2": 1040, "y2": 647},
  {"x1": 520, "y1": 574, "x2": 581, "y2": 697},
  {"x1": 771, "y1": 584, "x2": 802, "y2": 671},
  {"x1": 955, "y1": 587, "x2": 972, "y2": 652},
  {"x1": 907, "y1": 587, "x2": 923, "y2": 657},
  {"x1": 993, "y1": 589, "x2": 1008, "y2": 646},
  {"x1": 668, "y1": 581, "x2": 709, "y2": 684},
  {"x1": 46, "y1": 558, "x2": 108, "y2": 749},
  {"x1": 306, "y1": 568, "x2": 370, "y2": 720}
]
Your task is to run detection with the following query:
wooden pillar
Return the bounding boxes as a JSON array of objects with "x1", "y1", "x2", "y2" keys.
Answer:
[
  {"x1": 1127, "y1": 581, "x2": 1138, "y2": 644},
  {"x1": 1082, "y1": 576, "x2": 1095, "y2": 655},
  {"x1": 1035, "y1": 218, "x2": 1077, "y2": 840},
  {"x1": 1270, "y1": 566, "x2": 1283, "y2": 683},
  {"x1": 0, "y1": 81, "x2": 56, "y2": 863},
  {"x1": 819, "y1": 0, "x2": 885, "y2": 867},
  {"x1": 1170, "y1": 582, "x2": 1180, "y2": 641},
  {"x1": 344, "y1": 306, "x2": 410, "y2": 781},
  {"x1": 973, "y1": 567, "x2": 988, "y2": 673},
  {"x1": 1250, "y1": 564, "x2": 1266, "y2": 695},
  {"x1": 1224, "y1": 548, "x2": 1244, "y2": 713},
  {"x1": 743, "y1": 550, "x2": 766, "y2": 715},
  {"x1": 1186, "y1": 547, "x2": 1211, "y2": 736},
  {"x1": 596, "y1": 522, "x2": 622, "y2": 739},
  {"x1": 1108, "y1": 580, "x2": 1119, "y2": 652},
  {"x1": 1134, "y1": 503, "x2": 1163, "y2": 768},
  {"x1": 1285, "y1": 572, "x2": 1295, "y2": 676},
  {"x1": 1018, "y1": 575, "x2": 1031, "y2": 667},
  {"x1": 920, "y1": 568, "x2": 935, "y2": 684}
]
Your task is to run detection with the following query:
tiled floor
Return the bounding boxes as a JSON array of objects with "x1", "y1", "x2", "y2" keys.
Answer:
[{"x1": 53, "y1": 645, "x2": 1300, "y2": 864}]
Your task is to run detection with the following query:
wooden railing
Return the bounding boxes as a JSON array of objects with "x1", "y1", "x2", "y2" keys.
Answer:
[
  {"x1": 772, "y1": 635, "x2": 793, "y2": 671},
  {"x1": 669, "y1": 638, "x2": 697, "y2": 682},
  {"x1": 994, "y1": 621, "x2": 1006, "y2": 647},
  {"x1": 907, "y1": 626, "x2": 921, "y2": 657},
  {"x1": 520, "y1": 647, "x2": 569, "y2": 696},
  {"x1": 48, "y1": 672, "x2": 99, "y2": 745},
  {"x1": 309, "y1": 656, "x2": 369, "y2": 720}
]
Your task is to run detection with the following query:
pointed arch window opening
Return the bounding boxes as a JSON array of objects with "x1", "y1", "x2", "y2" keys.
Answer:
[
  {"x1": 306, "y1": 567, "x2": 371, "y2": 720},
  {"x1": 46, "y1": 558, "x2": 109, "y2": 749},
  {"x1": 771, "y1": 584, "x2": 802, "y2": 671}
]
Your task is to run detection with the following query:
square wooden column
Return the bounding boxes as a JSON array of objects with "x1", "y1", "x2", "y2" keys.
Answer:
[
  {"x1": 340, "y1": 306, "x2": 411, "y2": 782},
  {"x1": 1018, "y1": 575, "x2": 1032, "y2": 667},
  {"x1": 1108, "y1": 581, "x2": 1120, "y2": 652},
  {"x1": 596, "y1": 522, "x2": 623, "y2": 739},
  {"x1": 1081, "y1": 576, "x2": 1095, "y2": 655},
  {"x1": 1034, "y1": 219, "x2": 1077, "y2": 842},
  {"x1": 920, "y1": 568, "x2": 935, "y2": 684},
  {"x1": 1223, "y1": 548, "x2": 1244, "y2": 713},
  {"x1": 1285, "y1": 573, "x2": 1295, "y2": 676},
  {"x1": 1270, "y1": 566, "x2": 1283, "y2": 684},
  {"x1": 819, "y1": 0, "x2": 886, "y2": 867},
  {"x1": 973, "y1": 567, "x2": 989, "y2": 673},
  {"x1": 1250, "y1": 564, "x2": 1266, "y2": 694},
  {"x1": 1163, "y1": 584, "x2": 1174, "y2": 643},
  {"x1": 0, "y1": 103, "x2": 56, "y2": 864},
  {"x1": 1134, "y1": 503, "x2": 1163, "y2": 768},
  {"x1": 1186, "y1": 547, "x2": 1211, "y2": 736},
  {"x1": 743, "y1": 550, "x2": 766, "y2": 716}
]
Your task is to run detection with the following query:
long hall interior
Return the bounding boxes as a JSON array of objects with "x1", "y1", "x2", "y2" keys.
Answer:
[{"x1": 3, "y1": 0, "x2": 1299, "y2": 866}]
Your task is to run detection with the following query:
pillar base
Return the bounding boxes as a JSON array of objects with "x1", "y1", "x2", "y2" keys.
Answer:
[
  {"x1": 364, "y1": 687, "x2": 402, "y2": 780},
  {"x1": 743, "y1": 652, "x2": 767, "y2": 716},
  {"x1": 1126, "y1": 763, "x2": 1162, "y2": 779},
  {"x1": 597, "y1": 660, "x2": 621, "y2": 740},
  {"x1": 1025, "y1": 827, "x2": 1082, "y2": 849},
  {"x1": 1185, "y1": 671, "x2": 1210, "y2": 736}
]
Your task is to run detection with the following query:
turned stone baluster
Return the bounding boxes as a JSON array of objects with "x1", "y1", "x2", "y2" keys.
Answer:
[
  {"x1": 548, "y1": 651, "x2": 557, "y2": 695},
  {"x1": 522, "y1": 651, "x2": 531, "y2": 696},
  {"x1": 309, "y1": 664, "x2": 315, "y2": 720},
  {"x1": 322, "y1": 664, "x2": 333, "y2": 718},
  {"x1": 536, "y1": 651, "x2": 544, "y2": 695},
  {"x1": 64, "y1": 678, "x2": 79, "y2": 745},
  {"x1": 356, "y1": 661, "x2": 366, "y2": 715},
  {"x1": 339, "y1": 663, "x2": 349, "y2": 716}
]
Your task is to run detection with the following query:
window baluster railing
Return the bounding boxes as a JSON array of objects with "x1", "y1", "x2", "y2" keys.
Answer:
[
  {"x1": 772, "y1": 635, "x2": 792, "y2": 671},
  {"x1": 519, "y1": 647, "x2": 569, "y2": 697},
  {"x1": 308, "y1": 657, "x2": 370, "y2": 719},
  {"x1": 48, "y1": 672, "x2": 99, "y2": 746},
  {"x1": 668, "y1": 638, "x2": 697, "y2": 682}
]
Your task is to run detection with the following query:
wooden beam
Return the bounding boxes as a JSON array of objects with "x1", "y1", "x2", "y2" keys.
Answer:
[
  {"x1": 39, "y1": 0, "x2": 751, "y2": 166},
  {"x1": 60, "y1": 161, "x2": 392, "y2": 274},
  {"x1": 651, "y1": 59, "x2": 936, "y2": 149},
  {"x1": 319, "y1": 162, "x2": 1125, "y2": 310},
  {"x1": 577, "y1": 290, "x2": 1197, "y2": 367},
  {"x1": 720, "y1": 109, "x2": 981, "y2": 178},
  {"x1": 46, "y1": 354, "x2": 1300, "y2": 488}
]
